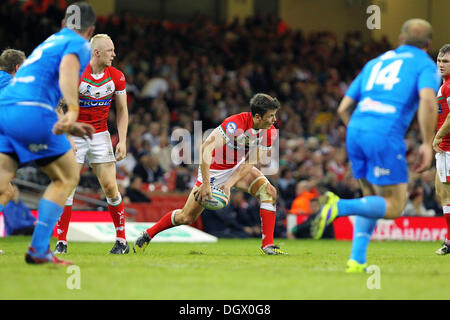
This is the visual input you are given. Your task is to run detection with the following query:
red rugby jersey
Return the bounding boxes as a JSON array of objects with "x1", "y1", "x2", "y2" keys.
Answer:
[
  {"x1": 211, "y1": 112, "x2": 278, "y2": 170},
  {"x1": 437, "y1": 77, "x2": 450, "y2": 151},
  {"x1": 78, "y1": 64, "x2": 126, "y2": 132}
]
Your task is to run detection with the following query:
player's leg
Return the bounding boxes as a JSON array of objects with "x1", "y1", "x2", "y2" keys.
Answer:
[
  {"x1": 55, "y1": 163, "x2": 83, "y2": 253},
  {"x1": 26, "y1": 150, "x2": 79, "y2": 265},
  {"x1": 0, "y1": 127, "x2": 20, "y2": 212},
  {"x1": 0, "y1": 154, "x2": 18, "y2": 212},
  {"x1": 434, "y1": 164, "x2": 450, "y2": 255},
  {"x1": 312, "y1": 130, "x2": 407, "y2": 239},
  {"x1": 55, "y1": 135, "x2": 88, "y2": 253},
  {"x1": 0, "y1": 183, "x2": 15, "y2": 208},
  {"x1": 234, "y1": 167, "x2": 286, "y2": 255},
  {"x1": 91, "y1": 161, "x2": 129, "y2": 254},
  {"x1": 133, "y1": 186, "x2": 205, "y2": 253},
  {"x1": 346, "y1": 179, "x2": 379, "y2": 272}
]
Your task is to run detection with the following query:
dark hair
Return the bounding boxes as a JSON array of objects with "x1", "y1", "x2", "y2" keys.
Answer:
[
  {"x1": 64, "y1": 2, "x2": 96, "y2": 33},
  {"x1": 0, "y1": 49, "x2": 25, "y2": 74},
  {"x1": 249, "y1": 93, "x2": 280, "y2": 117},
  {"x1": 439, "y1": 44, "x2": 450, "y2": 56}
]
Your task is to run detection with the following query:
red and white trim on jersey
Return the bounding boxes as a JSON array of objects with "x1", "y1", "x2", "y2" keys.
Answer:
[
  {"x1": 437, "y1": 77, "x2": 450, "y2": 151},
  {"x1": 211, "y1": 112, "x2": 277, "y2": 170},
  {"x1": 78, "y1": 64, "x2": 126, "y2": 133}
]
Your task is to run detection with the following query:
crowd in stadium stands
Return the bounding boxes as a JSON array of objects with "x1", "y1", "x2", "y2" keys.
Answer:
[{"x1": 0, "y1": 1, "x2": 443, "y2": 238}]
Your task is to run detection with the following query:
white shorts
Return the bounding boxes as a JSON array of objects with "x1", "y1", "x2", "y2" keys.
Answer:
[
  {"x1": 196, "y1": 158, "x2": 245, "y2": 188},
  {"x1": 436, "y1": 152, "x2": 450, "y2": 183},
  {"x1": 72, "y1": 130, "x2": 116, "y2": 165}
]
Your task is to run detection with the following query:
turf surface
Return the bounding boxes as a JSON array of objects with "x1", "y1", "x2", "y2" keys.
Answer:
[{"x1": 0, "y1": 236, "x2": 449, "y2": 300}]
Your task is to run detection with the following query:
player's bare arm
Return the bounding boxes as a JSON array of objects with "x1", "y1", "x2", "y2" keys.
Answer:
[
  {"x1": 416, "y1": 87, "x2": 438, "y2": 172},
  {"x1": 337, "y1": 95, "x2": 356, "y2": 126},
  {"x1": 433, "y1": 112, "x2": 450, "y2": 153},
  {"x1": 114, "y1": 92, "x2": 128, "y2": 161},
  {"x1": 54, "y1": 53, "x2": 81, "y2": 134},
  {"x1": 54, "y1": 54, "x2": 94, "y2": 139},
  {"x1": 194, "y1": 128, "x2": 226, "y2": 205}
]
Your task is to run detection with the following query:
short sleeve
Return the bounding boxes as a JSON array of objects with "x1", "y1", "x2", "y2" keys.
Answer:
[
  {"x1": 63, "y1": 39, "x2": 91, "y2": 74},
  {"x1": 112, "y1": 68, "x2": 127, "y2": 94},
  {"x1": 417, "y1": 63, "x2": 441, "y2": 93},
  {"x1": 345, "y1": 72, "x2": 363, "y2": 102},
  {"x1": 218, "y1": 113, "x2": 246, "y2": 143}
]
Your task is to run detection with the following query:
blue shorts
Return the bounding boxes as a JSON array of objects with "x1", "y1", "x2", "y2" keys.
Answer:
[
  {"x1": 0, "y1": 105, "x2": 71, "y2": 165},
  {"x1": 346, "y1": 127, "x2": 408, "y2": 186}
]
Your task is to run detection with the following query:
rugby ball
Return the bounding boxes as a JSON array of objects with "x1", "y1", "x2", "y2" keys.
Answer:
[{"x1": 203, "y1": 186, "x2": 230, "y2": 211}]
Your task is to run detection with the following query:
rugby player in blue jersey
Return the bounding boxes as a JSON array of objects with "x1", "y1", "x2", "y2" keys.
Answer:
[
  {"x1": 0, "y1": 48, "x2": 25, "y2": 255},
  {"x1": 311, "y1": 19, "x2": 441, "y2": 272},
  {"x1": 0, "y1": 2, "x2": 96, "y2": 265}
]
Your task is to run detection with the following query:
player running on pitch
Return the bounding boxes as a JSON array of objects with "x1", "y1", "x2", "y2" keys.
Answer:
[
  {"x1": 0, "y1": 2, "x2": 96, "y2": 265},
  {"x1": 55, "y1": 34, "x2": 129, "y2": 255},
  {"x1": 432, "y1": 44, "x2": 450, "y2": 255},
  {"x1": 134, "y1": 93, "x2": 287, "y2": 255},
  {"x1": 311, "y1": 19, "x2": 440, "y2": 272}
]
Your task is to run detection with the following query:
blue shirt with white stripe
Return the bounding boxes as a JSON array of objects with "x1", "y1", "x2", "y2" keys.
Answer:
[
  {"x1": 346, "y1": 45, "x2": 440, "y2": 137},
  {"x1": 0, "y1": 27, "x2": 91, "y2": 110}
]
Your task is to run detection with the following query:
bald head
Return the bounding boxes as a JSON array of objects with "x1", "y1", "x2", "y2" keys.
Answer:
[
  {"x1": 399, "y1": 19, "x2": 432, "y2": 49},
  {"x1": 90, "y1": 34, "x2": 116, "y2": 69},
  {"x1": 90, "y1": 34, "x2": 112, "y2": 51}
]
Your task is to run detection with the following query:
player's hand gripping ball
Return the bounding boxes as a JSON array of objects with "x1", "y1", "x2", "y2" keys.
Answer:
[{"x1": 202, "y1": 186, "x2": 230, "y2": 211}]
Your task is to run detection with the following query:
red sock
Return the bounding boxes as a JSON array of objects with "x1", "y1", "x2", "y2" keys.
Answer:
[
  {"x1": 108, "y1": 201, "x2": 126, "y2": 240},
  {"x1": 444, "y1": 214, "x2": 450, "y2": 245},
  {"x1": 260, "y1": 208, "x2": 276, "y2": 248},
  {"x1": 146, "y1": 210, "x2": 177, "y2": 238},
  {"x1": 57, "y1": 205, "x2": 72, "y2": 243}
]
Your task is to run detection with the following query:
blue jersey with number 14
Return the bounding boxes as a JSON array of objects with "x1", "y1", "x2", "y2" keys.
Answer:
[
  {"x1": 0, "y1": 27, "x2": 91, "y2": 110},
  {"x1": 346, "y1": 45, "x2": 440, "y2": 137}
]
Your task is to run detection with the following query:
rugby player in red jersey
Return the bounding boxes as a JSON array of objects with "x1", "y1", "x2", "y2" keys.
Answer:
[
  {"x1": 133, "y1": 93, "x2": 287, "y2": 255},
  {"x1": 432, "y1": 44, "x2": 450, "y2": 255},
  {"x1": 55, "y1": 34, "x2": 129, "y2": 254}
]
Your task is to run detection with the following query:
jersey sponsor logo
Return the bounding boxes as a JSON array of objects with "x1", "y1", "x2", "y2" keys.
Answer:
[
  {"x1": 226, "y1": 122, "x2": 237, "y2": 135},
  {"x1": 374, "y1": 166, "x2": 391, "y2": 177},
  {"x1": 28, "y1": 143, "x2": 48, "y2": 153},
  {"x1": 79, "y1": 98, "x2": 112, "y2": 107}
]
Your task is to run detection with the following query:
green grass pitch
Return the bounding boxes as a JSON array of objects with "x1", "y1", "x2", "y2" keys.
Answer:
[{"x1": 0, "y1": 236, "x2": 449, "y2": 300}]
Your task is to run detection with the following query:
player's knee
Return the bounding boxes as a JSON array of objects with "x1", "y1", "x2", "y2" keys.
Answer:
[
  {"x1": 2, "y1": 184, "x2": 15, "y2": 203},
  {"x1": 266, "y1": 183, "x2": 277, "y2": 201},
  {"x1": 102, "y1": 181, "x2": 117, "y2": 197},
  {"x1": 384, "y1": 197, "x2": 407, "y2": 219},
  {"x1": 249, "y1": 177, "x2": 276, "y2": 204},
  {"x1": 58, "y1": 172, "x2": 79, "y2": 192},
  {"x1": 173, "y1": 210, "x2": 195, "y2": 225}
]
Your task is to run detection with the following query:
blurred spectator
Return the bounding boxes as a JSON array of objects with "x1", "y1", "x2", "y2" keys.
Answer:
[
  {"x1": 289, "y1": 180, "x2": 320, "y2": 215},
  {"x1": 116, "y1": 145, "x2": 137, "y2": 178},
  {"x1": 0, "y1": 6, "x2": 441, "y2": 221},
  {"x1": 132, "y1": 153, "x2": 165, "y2": 183},
  {"x1": 125, "y1": 176, "x2": 151, "y2": 203},
  {"x1": 3, "y1": 185, "x2": 36, "y2": 236},
  {"x1": 402, "y1": 184, "x2": 435, "y2": 217},
  {"x1": 277, "y1": 167, "x2": 296, "y2": 206}
]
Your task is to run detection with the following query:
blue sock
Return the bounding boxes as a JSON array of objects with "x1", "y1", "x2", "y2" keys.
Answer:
[
  {"x1": 350, "y1": 216, "x2": 378, "y2": 264},
  {"x1": 337, "y1": 196, "x2": 386, "y2": 219},
  {"x1": 30, "y1": 198, "x2": 63, "y2": 254}
]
